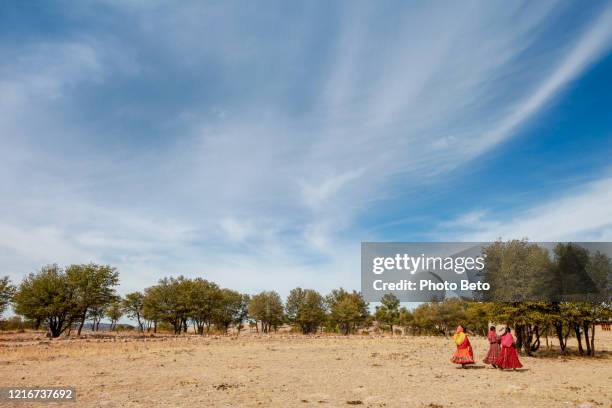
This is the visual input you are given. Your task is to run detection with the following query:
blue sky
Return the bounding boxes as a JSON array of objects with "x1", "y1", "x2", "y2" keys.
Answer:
[{"x1": 1, "y1": 0, "x2": 612, "y2": 297}]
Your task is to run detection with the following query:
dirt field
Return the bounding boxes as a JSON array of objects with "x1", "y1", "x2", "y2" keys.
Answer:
[{"x1": 0, "y1": 330, "x2": 611, "y2": 408}]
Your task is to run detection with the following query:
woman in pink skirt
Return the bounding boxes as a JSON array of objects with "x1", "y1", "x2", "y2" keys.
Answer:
[
  {"x1": 483, "y1": 326, "x2": 501, "y2": 367},
  {"x1": 496, "y1": 327, "x2": 523, "y2": 370}
]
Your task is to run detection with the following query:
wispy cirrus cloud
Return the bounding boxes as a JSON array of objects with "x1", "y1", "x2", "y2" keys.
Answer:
[
  {"x1": 443, "y1": 174, "x2": 612, "y2": 242},
  {"x1": 1, "y1": 1, "x2": 612, "y2": 296}
]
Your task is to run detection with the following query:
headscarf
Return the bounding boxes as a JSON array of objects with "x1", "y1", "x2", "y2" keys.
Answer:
[
  {"x1": 488, "y1": 328, "x2": 499, "y2": 343},
  {"x1": 453, "y1": 326, "x2": 466, "y2": 345}
]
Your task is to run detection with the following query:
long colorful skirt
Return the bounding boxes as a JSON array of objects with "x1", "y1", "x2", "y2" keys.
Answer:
[
  {"x1": 451, "y1": 346, "x2": 474, "y2": 364},
  {"x1": 483, "y1": 343, "x2": 501, "y2": 364},
  {"x1": 495, "y1": 346, "x2": 522, "y2": 369}
]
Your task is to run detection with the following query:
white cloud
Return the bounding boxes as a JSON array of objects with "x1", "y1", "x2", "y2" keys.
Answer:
[
  {"x1": 448, "y1": 176, "x2": 612, "y2": 242},
  {"x1": 471, "y1": 5, "x2": 612, "y2": 153},
  {"x1": 1, "y1": 2, "x2": 612, "y2": 297},
  {"x1": 300, "y1": 168, "x2": 365, "y2": 210},
  {"x1": 220, "y1": 218, "x2": 252, "y2": 242}
]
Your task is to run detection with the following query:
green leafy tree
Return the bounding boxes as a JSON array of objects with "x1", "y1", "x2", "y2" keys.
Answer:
[
  {"x1": 326, "y1": 288, "x2": 369, "y2": 335},
  {"x1": 122, "y1": 292, "x2": 145, "y2": 332},
  {"x1": 464, "y1": 301, "x2": 490, "y2": 336},
  {"x1": 66, "y1": 263, "x2": 119, "y2": 335},
  {"x1": 588, "y1": 250, "x2": 612, "y2": 298},
  {"x1": 106, "y1": 300, "x2": 123, "y2": 331},
  {"x1": 411, "y1": 302, "x2": 436, "y2": 335},
  {"x1": 404, "y1": 300, "x2": 482, "y2": 336},
  {"x1": 579, "y1": 251, "x2": 612, "y2": 355},
  {"x1": 233, "y1": 294, "x2": 250, "y2": 334},
  {"x1": 187, "y1": 278, "x2": 222, "y2": 334},
  {"x1": 248, "y1": 291, "x2": 284, "y2": 333},
  {"x1": 482, "y1": 240, "x2": 556, "y2": 354},
  {"x1": 398, "y1": 307, "x2": 413, "y2": 334},
  {"x1": 0, "y1": 276, "x2": 15, "y2": 318},
  {"x1": 375, "y1": 293, "x2": 400, "y2": 334},
  {"x1": 434, "y1": 298, "x2": 467, "y2": 335},
  {"x1": 88, "y1": 303, "x2": 108, "y2": 331},
  {"x1": 482, "y1": 240, "x2": 554, "y2": 302},
  {"x1": 550, "y1": 243, "x2": 598, "y2": 354},
  {"x1": 13, "y1": 265, "x2": 77, "y2": 338},
  {"x1": 213, "y1": 289, "x2": 245, "y2": 333},
  {"x1": 482, "y1": 241, "x2": 612, "y2": 356},
  {"x1": 143, "y1": 285, "x2": 163, "y2": 333},
  {"x1": 286, "y1": 288, "x2": 326, "y2": 334},
  {"x1": 552, "y1": 243, "x2": 597, "y2": 299},
  {"x1": 144, "y1": 277, "x2": 192, "y2": 334}
]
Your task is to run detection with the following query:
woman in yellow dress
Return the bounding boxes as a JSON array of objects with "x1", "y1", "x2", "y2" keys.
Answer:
[{"x1": 450, "y1": 325, "x2": 474, "y2": 367}]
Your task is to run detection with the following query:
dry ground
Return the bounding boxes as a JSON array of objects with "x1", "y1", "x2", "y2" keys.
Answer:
[{"x1": 0, "y1": 330, "x2": 611, "y2": 408}]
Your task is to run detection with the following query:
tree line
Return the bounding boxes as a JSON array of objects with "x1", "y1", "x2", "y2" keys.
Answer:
[
  {"x1": 0, "y1": 241, "x2": 609, "y2": 357},
  {"x1": 0, "y1": 266, "x2": 369, "y2": 338},
  {"x1": 373, "y1": 241, "x2": 612, "y2": 357},
  {"x1": 479, "y1": 241, "x2": 611, "y2": 357}
]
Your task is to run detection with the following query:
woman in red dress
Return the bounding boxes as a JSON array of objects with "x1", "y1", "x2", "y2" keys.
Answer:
[
  {"x1": 450, "y1": 325, "x2": 474, "y2": 367},
  {"x1": 483, "y1": 325, "x2": 501, "y2": 367},
  {"x1": 495, "y1": 327, "x2": 523, "y2": 370}
]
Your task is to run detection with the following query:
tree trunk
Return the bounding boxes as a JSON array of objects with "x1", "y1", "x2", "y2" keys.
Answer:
[
  {"x1": 574, "y1": 323, "x2": 584, "y2": 355},
  {"x1": 554, "y1": 321, "x2": 566, "y2": 353},
  {"x1": 523, "y1": 325, "x2": 534, "y2": 356},
  {"x1": 589, "y1": 324, "x2": 595, "y2": 356},
  {"x1": 49, "y1": 317, "x2": 63, "y2": 338},
  {"x1": 515, "y1": 324, "x2": 524, "y2": 352},
  {"x1": 531, "y1": 326, "x2": 541, "y2": 352},
  {"x1": 583, "y1": 322, "x2": 591, "y2": 356},
  {"x1": 77, "y1": 313, "x2": 87, "y2": 336}
]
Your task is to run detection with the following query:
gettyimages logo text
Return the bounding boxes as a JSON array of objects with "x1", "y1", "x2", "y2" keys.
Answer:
[{"x1": 371, "y1": 253, "x2": 486, "y2": 275}]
